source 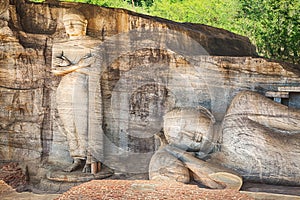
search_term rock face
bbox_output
[0,0,300,191]
[213,91,300,185]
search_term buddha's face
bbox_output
[164,108,214,153]
[63,14,87,38]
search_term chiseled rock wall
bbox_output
[0,0,47,164]
[0,0,299,184]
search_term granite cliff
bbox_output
[0,0,300,192]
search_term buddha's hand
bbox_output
[52,52,95,76]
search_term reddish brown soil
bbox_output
[55,180,254,200]
[0,163,27,192]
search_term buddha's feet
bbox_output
[64,158,84,172]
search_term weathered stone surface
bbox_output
[51,8,104,174]
[15,0,57,35]
[46,169,113,182]
[149,107,243,189]
[0,3,45,165]
[0,0,300,193]
[149,147,190,183]
[0,0,9,16]
[164,145,243,190]
[211,91,300,185]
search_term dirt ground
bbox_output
[55,180,253,200]
[1,163,300,200]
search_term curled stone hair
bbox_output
[63,8,87,25]
[164,106,216,124]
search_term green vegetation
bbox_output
[237,0,299,63]
[28,0,300,64]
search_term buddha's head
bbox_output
[164,107,215,153]
[63,9,87,39]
